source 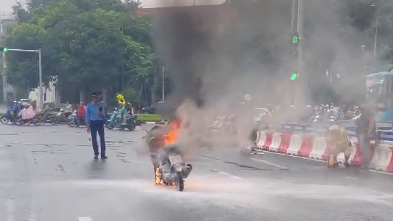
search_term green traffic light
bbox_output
[292,35,298,44]
[290,73,297,80]
[1,47,7,52]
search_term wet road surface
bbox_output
[0,124,392,221]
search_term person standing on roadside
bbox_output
[86,92,107,159]
[355,102,375,169]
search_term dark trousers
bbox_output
[76,117,84,126]
[90,120,106,156]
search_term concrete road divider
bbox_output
[310,137,327,160]
[286,135,302,155]
[255,131,393,173]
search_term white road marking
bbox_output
[367,169,393,176]
[250,158,288,170]
[5,198,15,221]
[261,150,322,162]
[78,217,93,221]
[346,176,358,179]
[217,171,242,179]
[259,150,393,176]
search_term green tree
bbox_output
[6,0,156,103]
[3,23,49,90]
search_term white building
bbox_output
[28,80,58,105]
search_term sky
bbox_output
[0,0,17,13]
[0,0,227,14]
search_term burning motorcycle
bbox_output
[154,145,192,191]
[146,121,192,191]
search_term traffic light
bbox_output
[0,47,7,52]
[290,72,298,80]
[290,32,299,80]
[291,33,299,44]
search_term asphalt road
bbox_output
[0,124,392,221]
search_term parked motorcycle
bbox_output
[141,105,157,114]
[35,112,57,125]
[1,111,16,124]
[68,110,86,127]
[16,116,41,126]
[55,108,72,124]
[154,145,192,191]
[106,109,137,130]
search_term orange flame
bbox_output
[164,119,181,145]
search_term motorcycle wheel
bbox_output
[33,117,41,126]
[106,122,114,130]
[45,115,57,125]
[1,116,9,124]
[51,120,58,125]
[16,119,24,126]
[68,118,75,127]
[52,116,59,125]
[176,171,184,191]
[127,122,136,131]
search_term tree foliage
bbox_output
[5,0,157,103]
[7,0,393,105]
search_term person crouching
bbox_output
[327,124,351,168]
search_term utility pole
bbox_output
[291,0,298,34]
[1,48,43,109]
[289,0,304,105]
[297,0,304,84]
[2,51,5,103]
[121,27,125,93]
[121,63,125,92]
[297,0,304,105]
[290,0,299,105]
[162,66,165,102]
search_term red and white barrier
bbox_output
[286,135,302,155]
[255,131,393,173]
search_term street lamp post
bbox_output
[162,66,165,102]
[374,15,379,60]
[373,5,392,61]
[4,48,43,109]
[290,0,304,105]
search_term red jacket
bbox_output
[76,105,86,118]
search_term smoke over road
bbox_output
[149,0,375,149]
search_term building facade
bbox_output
[28,80,58,105]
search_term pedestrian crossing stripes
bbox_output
[78,217,93,221]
